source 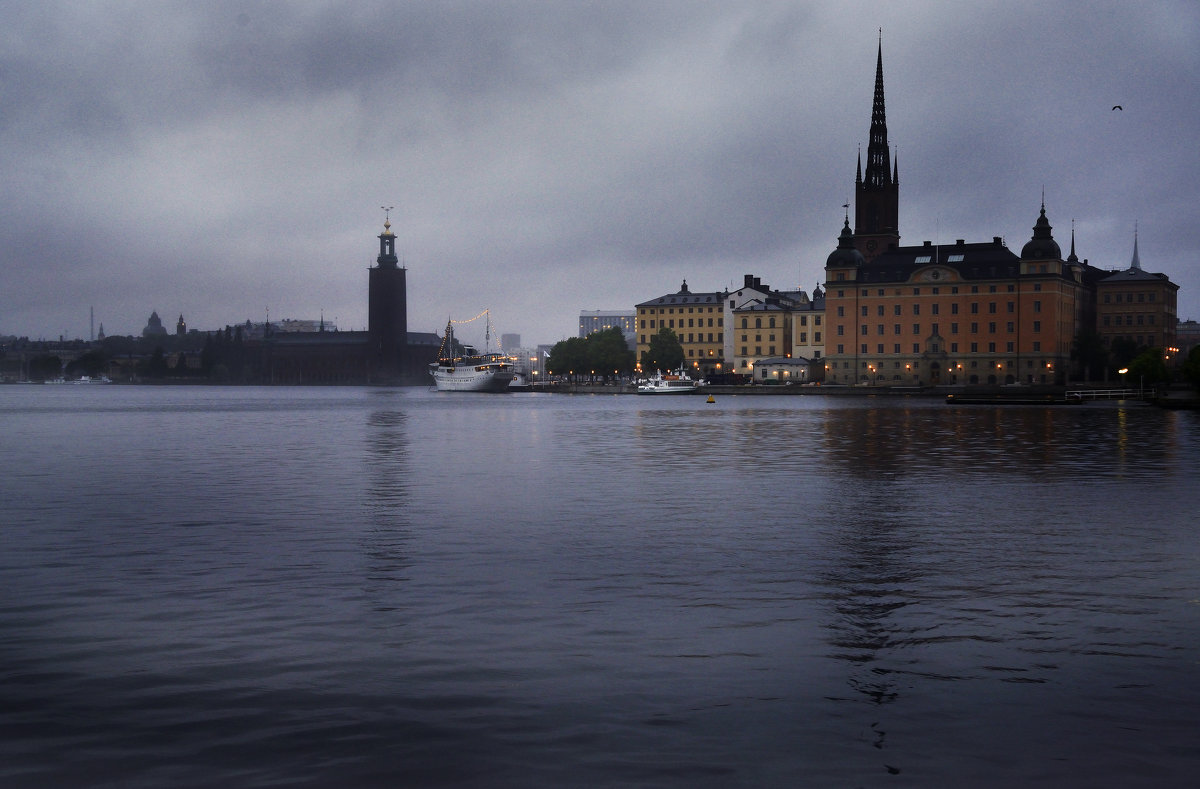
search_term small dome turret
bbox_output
[1020,203,1061,260]
[826,218,866,268]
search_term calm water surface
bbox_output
[1,386,1197,787]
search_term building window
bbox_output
[951,323,959,334]
[1007,322,1015,333]
[837,306,845,317]
[988,322,996,333]
[1007,342,1015,352]
[989,302,997,314]
[988,342,996,352]
[913,304,921,316]
[861,306,868,317]
[877,324,885,335]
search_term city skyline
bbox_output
[4,2,1197,346]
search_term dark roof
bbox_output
[636,288,725,308]
[1098,268,1178,286]
[855,238,1021,283]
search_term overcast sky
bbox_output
[4,1,1198,347]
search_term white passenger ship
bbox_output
[429,313,515,393]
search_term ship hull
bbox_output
[430,363,515,392]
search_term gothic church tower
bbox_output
[853,36,900,261]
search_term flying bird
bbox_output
[1112,105,1123,110]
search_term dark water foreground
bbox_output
[2,386,1197,788]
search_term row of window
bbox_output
[830,358,1050,370]
[643,317,723,330]
[1102,314,1157,327]
[838,321,1043,337]
[638,333,720,345]
[1103,292,1157,304]
[834,341,1046,354]
[641,306,721,315]
[840,300,1043,318]
[834,283,1033,297]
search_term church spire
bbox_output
[852,32,900,260]
[865,33,892,188]
[1130,222,1141,270]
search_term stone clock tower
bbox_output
[368,210,408,377]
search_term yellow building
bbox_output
[635,281,726,377]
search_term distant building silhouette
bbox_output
[227,218,438,384]
[142,311,168,339]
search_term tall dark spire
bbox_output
[865,34,892,188]
[852,32,900,260]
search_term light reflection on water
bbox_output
[1,386,1197,788]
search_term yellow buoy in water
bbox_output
[706,394,716,403]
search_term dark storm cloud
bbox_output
[2,1,1197,344]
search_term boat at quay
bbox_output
[636,368,703,394]
[429,313,515,393]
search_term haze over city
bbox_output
[4,1,1197,346]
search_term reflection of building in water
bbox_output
[823,40,1180,387]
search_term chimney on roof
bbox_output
[993,237,1003,246]
[923,240,932,247]
[956,239,965,246]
